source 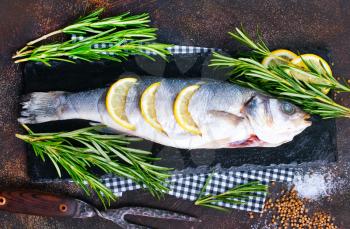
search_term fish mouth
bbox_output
[303,113,312,126]
[304,113,311,120]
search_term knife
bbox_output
[0,190,200,228]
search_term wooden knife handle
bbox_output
[0,190,81,217]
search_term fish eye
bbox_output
[281,102,296,115]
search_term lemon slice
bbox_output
[140,82,166,134]
[289,54,332,94]
[106,77,137,130]
[174,84,201,135]
[291,54,332,76]
[262,49,298,67]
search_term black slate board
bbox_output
[22,50,337,180]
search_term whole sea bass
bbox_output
[19,76,311,149]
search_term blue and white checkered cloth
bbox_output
[71,34,220,56]
[101,168,294,213]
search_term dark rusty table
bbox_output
[1,0,350,228]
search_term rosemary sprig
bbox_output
[195,173,268,211]
[228,28,350,93]
[25,9,151,46]
[229,27,271,58]
[13,9,172,66]
[210,28,350,119]
[16,125,172,207]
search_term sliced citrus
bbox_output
[291,54,332,76]
[140,82,166,134]
[262,49,298,67]
[106,77,137,130]
[174,84,201,135]
[288,54,332,94]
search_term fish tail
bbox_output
[18,91,67,124]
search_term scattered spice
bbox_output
[260,188,338,228]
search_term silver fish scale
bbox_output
[65,89,105,122]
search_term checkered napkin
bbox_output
[101,168,294,213]
[71,34,221,55]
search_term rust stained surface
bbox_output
[0,0,350,228]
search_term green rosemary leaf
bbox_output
[13,9,172,65]
[228,27,270,57]
[210,28,350,119]
[16,125,172,207]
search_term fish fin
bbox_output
[18,92,66,124]
[208,110,244,125]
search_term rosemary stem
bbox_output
[195,195,215,204]
[16,134,54,142]
[15,134,29,141]
[26,29,63,46]
[14,58,29,63]
[12,50,34,59]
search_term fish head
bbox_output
[243,95,311,146]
